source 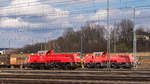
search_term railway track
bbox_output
[0,69,150,84]
[1,68,150,71]
[0,79,147,84]
[1,70,150,76]
[1,68,150,74]
[0,73,150,81]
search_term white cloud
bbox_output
[48,0,115,4]
[0,17,42,28]
[0,0,71,28]
[72,14,86,23]
[0,0,72,48]
[70,14,87,29]
[90,9,141,21]
[0,0,70,19]
[50,18,73,28]
[45,8,70,19]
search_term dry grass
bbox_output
[136,52,150,57]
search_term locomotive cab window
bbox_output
[95,53,100,56]
[39,52,44,55]
[38,51,47,55]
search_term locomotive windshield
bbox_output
[95,53,100,56]
[93,52,103,56]
[38,51,48,55]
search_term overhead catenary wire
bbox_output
[0,0,149,9]
[0,0,96,10]
[0,13,150,35]
[0,0,150,14]
[0,4,150,21]
[1,6,150,21]
[0,0,149,18]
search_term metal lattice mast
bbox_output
[133,7,137,69]
[80,25,84,68]
[107,0,111,70]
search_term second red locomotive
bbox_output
[84,52,134,68]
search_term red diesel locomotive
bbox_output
[84,52,134,68]
[25,50,81,69]
[25,50,135,69]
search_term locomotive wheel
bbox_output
[101,63,107,68]
[114,63,132,69]
[95,63,101,68]
[63,63,71,70]
[39,63,45,69]
[123,63,133,69]
[55,63,62,69]
[28,63,39,69]
[111,63,120,69]
[85,63,96,68]
[62,63,77,70]
[45,63,54,69]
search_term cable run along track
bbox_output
[0,69,150,84]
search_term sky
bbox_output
[0,0,150,48]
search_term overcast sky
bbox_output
[0,0,150,48]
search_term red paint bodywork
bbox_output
[84,52,134,63]
[27,50,134,64]
[28,50,81,64]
